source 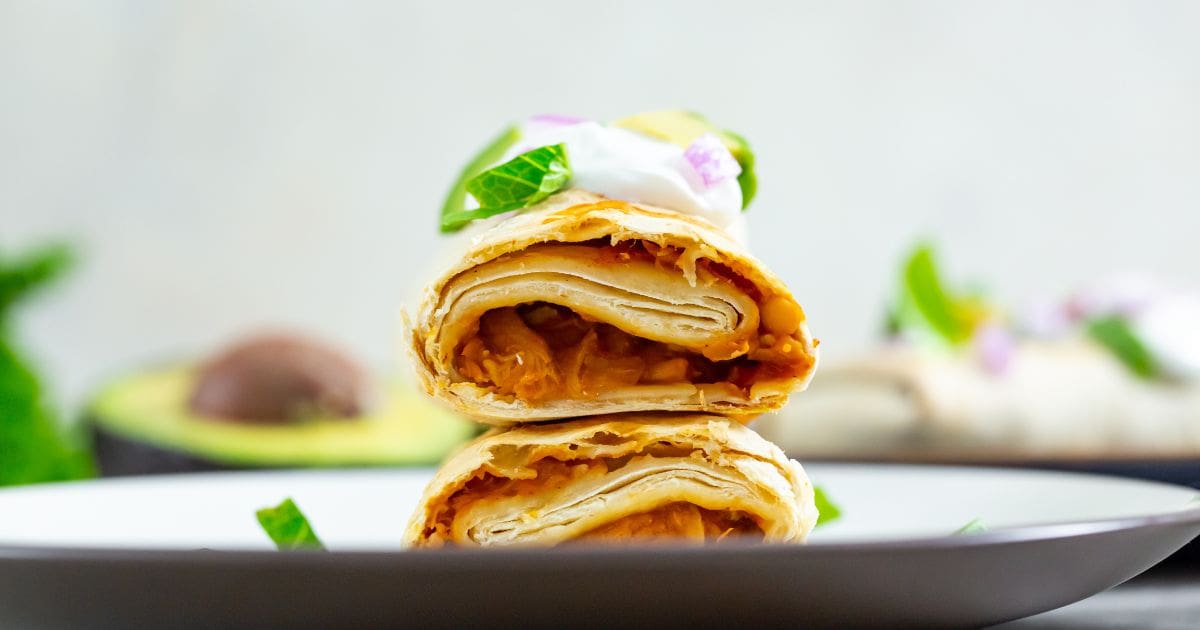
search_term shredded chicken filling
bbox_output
[453,241,810,402]
[425,457,763,546]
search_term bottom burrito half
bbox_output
[404,414,817,547]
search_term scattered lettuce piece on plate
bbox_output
[439,125,521,233]
[441,143,571,233]
[955,518,988,535]
[1087,315,1157,378]
[256,498,326,551]
[814,485,842,527]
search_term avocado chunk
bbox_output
[87,366,476,475]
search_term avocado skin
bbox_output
[86,366,477,476]
[90,423,243,476]
[90,423,467,476]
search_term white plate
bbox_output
[0,464,1197,627]
[0,463,1195,550]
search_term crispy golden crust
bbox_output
[409,190,819,425]
[403,413,818,547]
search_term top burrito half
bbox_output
[408,190,818,425]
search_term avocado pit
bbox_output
[188,333,367,424]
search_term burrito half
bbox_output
[409,190,818,425]
[404,414,817,547]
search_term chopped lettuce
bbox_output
[439,125,521,233]
[256,498,326,551]
[440,144,571,233]
[0,243,94,486]
[1087,315,1158,378]
[814,485,842,527]
[954,518,988,535]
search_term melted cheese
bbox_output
[577,503,760,542]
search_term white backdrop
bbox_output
[3,1,1198,407]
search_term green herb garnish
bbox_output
[887,243,994,345]
[954,518,988,535]
[814,485,842,527]
[440,143,571,233]
[0,243,73,316]
[1087,315,1157,378]
[0,243,94,487]
[256,498,326,551]
[439,125,521,233]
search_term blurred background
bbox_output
[3,0,1199,410]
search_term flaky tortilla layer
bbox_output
[409,190,818,425]
[403,414,818,547]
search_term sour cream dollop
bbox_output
[497,120,747,241]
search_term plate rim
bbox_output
[0,462,1197,559]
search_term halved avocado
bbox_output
[88,366,476,476]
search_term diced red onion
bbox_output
[527,113,587,126]
[1016,299,1071,339]
[974,323,1016,375]
[1065,272,1167,321]
[683,133,742,188]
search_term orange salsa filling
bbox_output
[454,241,810,402]
[426,458,762,545]
[578,503,762,543]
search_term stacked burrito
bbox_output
[402,113,821,547]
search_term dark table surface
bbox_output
[995,564,1199,629]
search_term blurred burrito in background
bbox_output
[757,244,1200,462]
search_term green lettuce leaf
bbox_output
[440,144,570,233]
[1087,315,1157,378]
[814,485,842,527]
[438,125,521,233]
[256,498,326,551]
